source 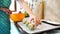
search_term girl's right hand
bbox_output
[29,15,41,27]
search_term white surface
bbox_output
[43,20,60,25]
[18,22,60,34]
[10,19,20,34]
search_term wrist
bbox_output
[30,14,35,17]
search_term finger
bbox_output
[36,17,41,24]
[34,18,36,23]
[37,19,41,24]
[34,18,39,26]
[29,17,32,21]
[35,18,41,26]
[29,17,34,21]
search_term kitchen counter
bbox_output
[17,21,60,34]
[10,19,60,34]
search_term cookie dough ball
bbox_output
[28,23,34,30]
[25,21,29,26]
[22,19,27,24]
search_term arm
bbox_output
[18,0,34,16]
[18,0,41,26]
[0,8,12,15]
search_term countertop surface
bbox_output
[18,22,60,34]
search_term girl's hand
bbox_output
[0,8,12,15]
[29,15,41,26]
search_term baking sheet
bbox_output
[18,22,60,34]
[42,20,60,25]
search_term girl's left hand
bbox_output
[0,8,12,15]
